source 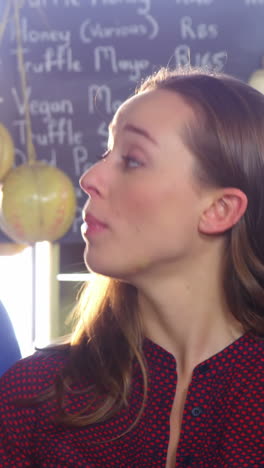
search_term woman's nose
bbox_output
[79,160,107,198]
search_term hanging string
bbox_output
[0,0,12,45]
[13,0,36,164]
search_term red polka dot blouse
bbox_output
[0,332,263,467]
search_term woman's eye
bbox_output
[122,155,143,169]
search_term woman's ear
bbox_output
[198,188,248,235]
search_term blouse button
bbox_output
[191,406,202,417]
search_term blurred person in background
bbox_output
[0,300,21,376]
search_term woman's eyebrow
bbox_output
[109,122,159,147]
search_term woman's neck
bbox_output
[135,265,244,375]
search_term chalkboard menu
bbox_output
[0,0,264,243]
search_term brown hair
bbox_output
[32,67,264,432]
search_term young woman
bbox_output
[0,67,263,467]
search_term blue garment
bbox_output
[0,301,21,376]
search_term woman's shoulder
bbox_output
[0,345,70,399]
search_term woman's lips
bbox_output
[81,213,108,237]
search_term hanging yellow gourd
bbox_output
[0,2,77,245]
[0,162,76,244]
[0,123,15,181]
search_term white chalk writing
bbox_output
[80,19,155,42]
[180,16,218,40]
[12,87,73,117]
[174,45,226,71]
[176,0,214,5]
[90,0,151,14]
[9,17,71,45]
[145,14,159,39]
[22,45,82,73]
[14,147,57,166]
[245,0,264,4]
[88,84,122,115]
[26,0,81,7]
[72,146,93,176]
[94,46,149,81]
[13,118,82,146]
[97,121,109,148]
[87,0,157,38]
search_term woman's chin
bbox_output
[83,245,150,281]
[83,252,116,277]
[84,256,129,281]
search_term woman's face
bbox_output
[80,89,210,281]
